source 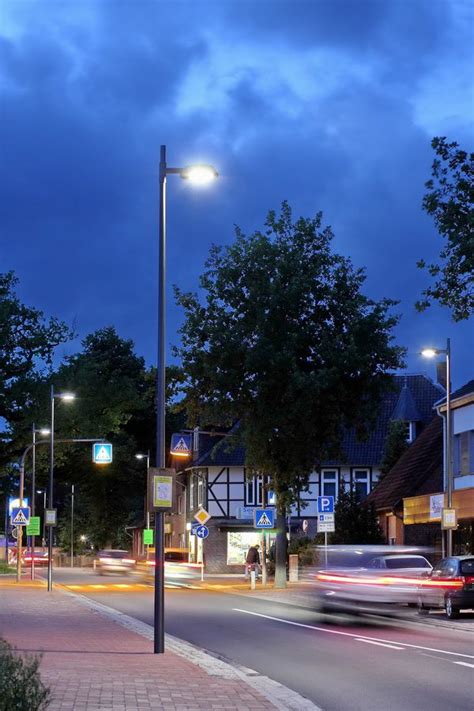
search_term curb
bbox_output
[61,586,320,711]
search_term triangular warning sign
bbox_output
[173,437,189,453]
[256,512,272,527]
[95,446,111,462]
[13,509,28,525]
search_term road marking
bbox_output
[453,662,474,669]
[232,608,474,660]
[355,638,405,650]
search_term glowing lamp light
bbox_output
[59,392,76,401]
[180,164,218,185]
[421,348,437,359]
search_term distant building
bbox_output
[181,374,443,573]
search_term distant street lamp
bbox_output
[136,452,151,558]
[422,339,453,555]
[30,425,50,580]
[47,387,76,591]
[155,145,218,654]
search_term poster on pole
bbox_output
[148,468,174,511]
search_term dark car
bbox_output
[417,556,474,619]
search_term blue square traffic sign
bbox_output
[317,496,334,514]
[93,442,113,464]
[253,508,275,528]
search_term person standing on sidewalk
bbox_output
[246,543,261,578]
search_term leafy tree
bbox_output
[0,271,71,468]
[330,486,384,545]
[379,420,410,480]
[0,638,50,711]
[417,137,474,321]
[175,202,404,586]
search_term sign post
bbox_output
[194,508,211,581]
[317,496,335,567]
[149,467,174,655]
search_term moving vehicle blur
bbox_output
[23,551,49,566]
[307,545,434,615]
[96,550,136,575]
[137,548,202,583]
[417,556,474,619]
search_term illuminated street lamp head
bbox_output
[135,453,146,460]
[421,348,438,359]
[39,428,51,436]
[58,392,75,401]
[180,164,218,185]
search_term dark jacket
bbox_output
[246,546,260,565]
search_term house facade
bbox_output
[402,380,474,555]
[181,374,443,572]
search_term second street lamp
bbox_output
[155,145,218,653]
[31,425,50,580]
[47,386,76,591]
[136,452,151,558]
[421,339,453,555]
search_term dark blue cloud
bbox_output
[1,0,472,387]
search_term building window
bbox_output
[321,470,338,499]
[353,469,370,500]
[245,474,263,505]
[454,431,474,476]
[177,494,184,515]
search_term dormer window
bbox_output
[402,421,416,443]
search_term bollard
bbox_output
[250,569,256,590]
[289,554,298,582]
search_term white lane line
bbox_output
[453,662,474,669]
[355,638,405,650]
[232,608,474,660]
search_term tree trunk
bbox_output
[274,510,287,589]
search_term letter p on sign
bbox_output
[317,496,334,514]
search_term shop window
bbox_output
[454,431,474,476]
[227,531,261,565]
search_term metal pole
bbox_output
[446,338,453,556]
[31,425,36,580]
[154,144,167,654]
[71,484,74,567]
[261,479,267,587]
[324,532,328,567]
[42,491,46,546]
[5,504,8,565]
[47,385,55,592]
[16,459,25,583]
[146,454,151,560]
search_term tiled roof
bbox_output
[325,374,443,466]
[391,382,422,421]
[436,378,474,407]
[366,415,443,511]
[191,374,443,470]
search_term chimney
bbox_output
[436,362,447,390]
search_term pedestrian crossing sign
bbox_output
[93,442,113,464]
[254,508,275,529]
[11,506,30,526]
[170,433,192,458]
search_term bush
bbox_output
[0,638,50,710]
[0,561,14,574]
[288,536,315,567]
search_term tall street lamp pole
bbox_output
[155,145,218,653]
[422,338,453,555]
[47,386,76,591]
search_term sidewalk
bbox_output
[0,582,315,710]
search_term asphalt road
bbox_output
[48,568,474,711]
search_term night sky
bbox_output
[2,0,473,387]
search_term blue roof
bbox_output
[390,380,422,422]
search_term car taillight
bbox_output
[462,575,474,586]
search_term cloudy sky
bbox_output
[1,0,473,386]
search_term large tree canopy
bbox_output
[0,271,71,467]
[175,202,404,585]
[417,137,474,321]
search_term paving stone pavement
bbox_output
[0,585,284,710]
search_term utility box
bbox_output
[289,554,298,582]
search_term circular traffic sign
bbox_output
[195,524,209,539]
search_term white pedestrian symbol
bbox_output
[96,446,111,462]
[257,512,272,527]
[173,437,190,453]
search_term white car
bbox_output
[366,554,432,575]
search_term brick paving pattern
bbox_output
[0,586,277,710]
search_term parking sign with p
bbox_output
[317,496,334,514]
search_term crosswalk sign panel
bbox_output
[11,506,30,526]
[93,443,113,464]
[253,507,275,529]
